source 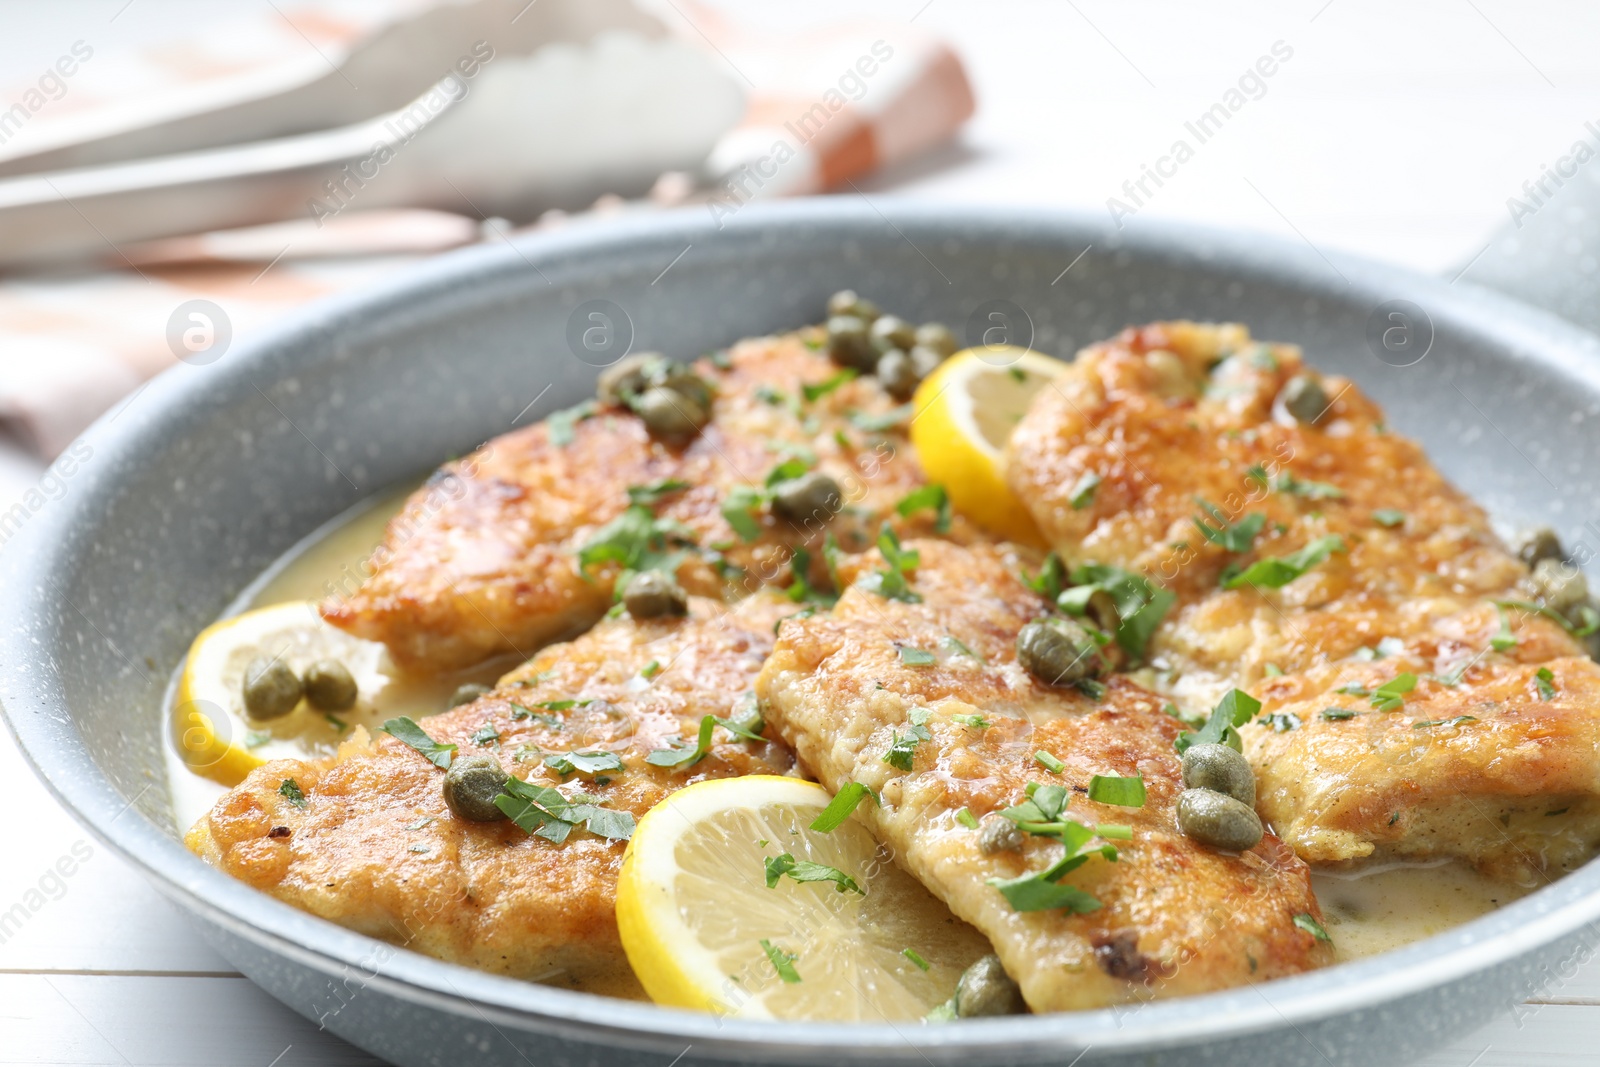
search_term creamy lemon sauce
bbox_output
[164,489,1522,971]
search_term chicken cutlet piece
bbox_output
[1005,322,1533,693]
[1244,651,1600,882]
[187,593,795,994]
[323,330,972,670]
[757,539,1332,1012]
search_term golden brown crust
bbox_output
[322,331,975,670]
[757,539,1332,1011]
[188,594,796,990]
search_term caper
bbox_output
[869,314,917,354]
[954,954,1026,1017]
[242,656,302,720]
[633,386,708,441]
[1531,557,1589,616]
[623,570,689,620]
[876,348,920,400]
[1513,526,1563,568]
[827,289,880,323]
[442,755,509,822]
[303,659,358,711]
[1145,350,1196,399]
[1176,787,1262,851]
[770,471,843,526]
[914,322,958,358]
[1016,618,1105,686]
[656,365,714,411]
[1180,743,1255,807]
[909,345,946,380]
[976,813,1023,854]
[1279,374,1328,425]
[448,683,492,709]
[826,314,878,370]
[597,353,660,406]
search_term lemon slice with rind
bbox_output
[173,600,457,786]
[910,346,1066,543]
[616,775,990,1021]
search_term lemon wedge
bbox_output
[910,346,1066,543]
[172,601,455,786]
[615,775,990,1021]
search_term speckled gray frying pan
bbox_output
[4,200,1600,1067]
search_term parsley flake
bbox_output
[1369,673,1417,712]
[1222,534,1345,590]
[760,939,802,983]
[1372,508,1406,528]
[810,782,879,832]
[645,715,718,769]
[1087,774,1146,807]
[802,367,859,402]
[896,484,953,533]
[278,778,308,809]
[1193,497,1266,553]
[543,750,625,777]
[495,778,634,843]
[1412,714,1477,730]
[860,524,921,603]
[1294,913,1332,941]
[763,853,863,895]
[626,479,690,506]
[1536,666,1557,701]
[897,644,936,667]
[1069,472,1101,510]
[380,717,458,769]
[883,708,933,771]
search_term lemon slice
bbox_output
[172,601,457,786]
[910,346,1066,543]
[616,775,990,1021]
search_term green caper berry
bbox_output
[1180,743,1255,807]
[242,656,302,720]
[597,353,660,406]
[914,322,958,358]
[826,315,878,370]
[908,345,946,380]
[1016,618,1104,686]
[876,348,920,400]
[623,570,689,620]
[448,683,492,709]
[656,366,714,411]
[826,290,879,322]
[1532,557,1589,615]
[302,659,358,711]
[1280,374,1328,424]
[770,471,843,526]
[442,755,509,822]
[1513,526,1563,568]
[955,954,1025,1017]
[633,386,707,440]
[1176,787,1262,851]
[976,813,1022,854]
[869,314,917,354]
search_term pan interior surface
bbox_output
[5,199,1600,1065]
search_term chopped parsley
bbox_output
[243,729,272,749]
[546,399,598,446]
[1492,597,1600,638]
[543,750,625,776]
[1263,662,1284,677]
[626,479,690,506]
[1068,471,1101,510]
[897,644,936,667]
[1272,472,1345,500]
[1175,689,1260,754]
[380,716,458,769]
[1087,774,1146,807]
[1034,750,1066,774]
[785,545,838,607]
[985,783,1117,914]
[278,778,308,809]
[810,782,879,832]
[1369,673,1417,712]
[1294,913,1332,942]
[1412,715,1477,730]
[1193,497,1266,552]
[1222,534,1344,590]
[902,948,931,971]
[882,707,933,771]
[575,504,695,583]
[1260,712,1302,732]
[645,715,718,769]
[939,635,985,663]
[640,659,662,680]
[1492,606,1517,652]
[802,367,858,402]
[860,524,921,603]
[1371,508,1406,528]
[1320,707,1358,721]
[1055,561,1176,662]
[1536,666,1557,701]
[760,939,801,983]
[495,778,634,843]
[763,853,863,895]
[848,403,915,432]
[896,484,953,533]
[950,711,990,729]
[955,807,980,830]
[1024,553,1070,600]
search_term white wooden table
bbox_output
[5,1,1600,1063]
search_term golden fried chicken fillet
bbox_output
[187,593,797,994]
[323,331,973,670]
[1244,650,1600,882]
[756,539,1332,1012]
[1005,321,1534,697]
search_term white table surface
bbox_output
[5,1,1600,1064]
